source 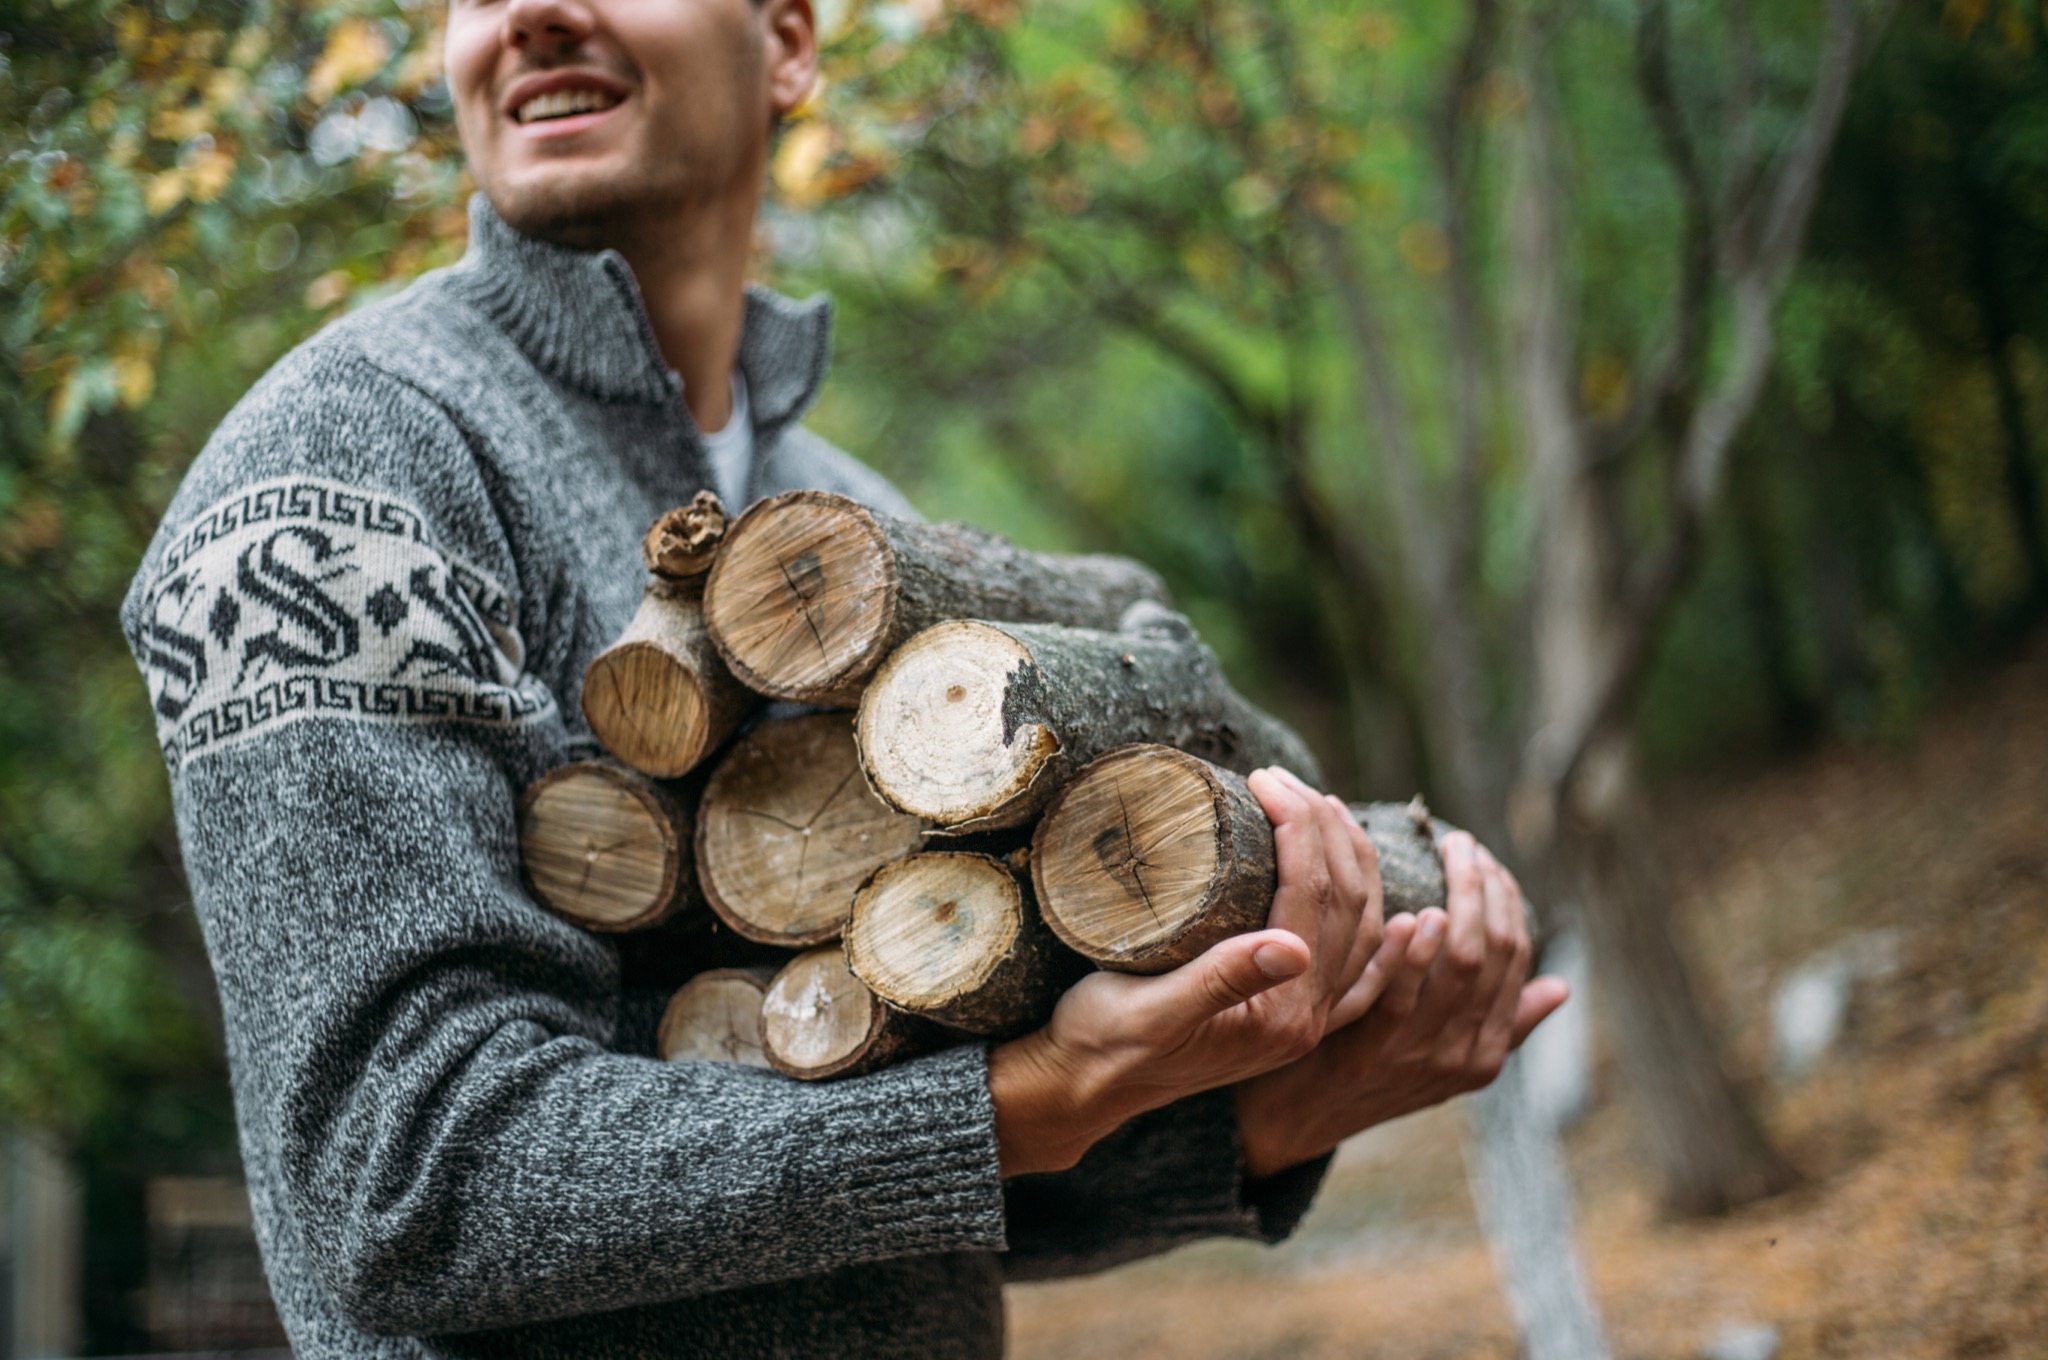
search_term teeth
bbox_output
[516,88,620,124]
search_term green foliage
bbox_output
[1,0,467,1143]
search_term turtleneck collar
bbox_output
[448,194,833,451]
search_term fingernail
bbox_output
[1254,944,1306,979]
[1420,914,1445,942]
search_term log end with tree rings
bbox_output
[856,619,1061,830]
[696,713,929,947]
[760,946,940,1080]
[703,490,899,703]
[658,967,774,1067]
[1030,744,1276,973]
[517,761,693,932]
[844,852,1066,1038]
[582,635,714,779]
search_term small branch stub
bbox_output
[696,713,929,947]
[857,604,1320,832]
[642,491,729,580]
[760,946,949,1081]
[844,852,1075,1038]
[702,490,1171,705]
[657,967,776,1067]
[582,576,758,779]
[517,760,700,932]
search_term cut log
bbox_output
[642,491,729,580]
[1030,745,1276,973]
[1032,744,1471,972]
[844,852,1075,1038]
[581,575,758,779]
[696,713,929,947]
[702,490,1171,704]
[517,761,699,932]
[857,601,1320,831]
[657,967,776,1067]
[759,946,949,1080]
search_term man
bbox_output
[122,0,1567,1354]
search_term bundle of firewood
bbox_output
[515,490,1460,1081]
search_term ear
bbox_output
[762,0,819,119]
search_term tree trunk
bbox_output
[858,602,1319,831]
[1559,740,1797,1215]
[845,852,1075,1037]
[657,966,776,1067]
[760,946,953,1080]
[516,760,701,932]
[1461,1056,1613,1360]
[695,712,930,946]
[582,576,759,778]
[703,490,1170,704]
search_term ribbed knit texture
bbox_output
[122,196,1326,1358]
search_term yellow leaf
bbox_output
[773,121,834,206]
[306,270,354,310]
[188,149,236,203]
[145,169,189,216]
[230,26,269,69]
[153,102,216,142]
[114,355,156,409]
[307,18,393,106]
[204,68,249,111]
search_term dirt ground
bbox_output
[1006,640,2048,1360]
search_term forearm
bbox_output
[182,727,1006,1333]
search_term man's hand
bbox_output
[989,765,1380,1178]
[1232,833,1570,1179]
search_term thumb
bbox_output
[1132,929,1309,1035]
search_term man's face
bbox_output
[445,0,814,243]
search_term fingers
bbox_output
[1509,976,1571,1048]
[1250,768,1370,1018]
[1128,928,1310,1038]
[1326,911,1414,1031]
[1375,907,1446,1021]
[1470,848,1534,1070]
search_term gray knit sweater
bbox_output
[122,196,1326,1358]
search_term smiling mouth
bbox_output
[515,88,623,124]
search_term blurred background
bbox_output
[3,0,2044,1355]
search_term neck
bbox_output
[604,191,758,433]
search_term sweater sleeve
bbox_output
[123,366,1007,1336]
[996,1091,1331,1282]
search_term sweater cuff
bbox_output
[798,1042,1008,1260]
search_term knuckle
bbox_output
[1300,867,1334,903]
[1448,942,1485,976]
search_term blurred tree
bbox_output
[774,0,1922,1215]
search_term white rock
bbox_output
[1701,1322,1779,1360]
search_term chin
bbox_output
[485,167,686,250]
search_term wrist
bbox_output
[1234,1069,1325,1180]
[988,1030,1125,1178]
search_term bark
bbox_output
[857,600,1319,832]
[657,966,777,1067]
[844,852,1076,1037]
[516,760,702,932]
[695,712,929,947]
[642,490,730,581]
[702,489,1171,704]
[759,946,954,1081]
[582,576,759,779]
